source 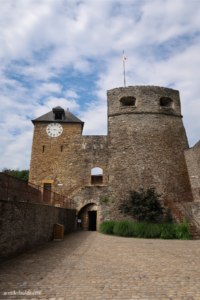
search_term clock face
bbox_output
[46,123,63,137]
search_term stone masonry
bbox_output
[0,199,76,263]
[29,85,199,226]
[185,140,200,190]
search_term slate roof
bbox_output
[31,107,84,130]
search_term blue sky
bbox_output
[0,0,200,170]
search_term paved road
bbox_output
[0,231,200,300]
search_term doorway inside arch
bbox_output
[89,211,97,231]
[77,203,97,231]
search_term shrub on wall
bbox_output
[100,194,110,204]
[118,188,164,222]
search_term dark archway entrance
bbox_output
[77,203,97,231]
[89,211,97,231]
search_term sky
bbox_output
[0,0,200,171]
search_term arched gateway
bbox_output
[77,202,100,231]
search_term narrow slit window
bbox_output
[101,143,103,149]
[61,145,63,152]
[43,145,45,152]
[83,143,85,149]
[94,144,96,149]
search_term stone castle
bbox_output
[29,86,200,230]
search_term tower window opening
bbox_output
[160,97,173,108]
[83,143,85,149]
[61,145,63,152]
[101,143,103,149]
[120,96,136,107]
[55,113,62,120]
[43,145,45,152]
[94,144,96,149]
[91,167,103,184]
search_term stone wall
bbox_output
[0,200,76,263]
[71,185,109,230]
[185,140,200,190]
[29,122,108,195]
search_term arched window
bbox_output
[91,167,103,184]
[120,96,136,107]
[160,97,173,108]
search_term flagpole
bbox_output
[123,50,126,87]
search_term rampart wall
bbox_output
[0,200,76,263]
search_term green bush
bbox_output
[118,188,164,222]
[160,223,177,239]
[175,218,191,240]
[113,220,135,237]
[99,219,192,240]
[2,168,29,182]
[99,220,116,234]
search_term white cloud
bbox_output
[34,97,79,117]
[64,90,79,99]
[0,0,200,170]
[79,101,107,136]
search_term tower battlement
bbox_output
[107,85,182,118]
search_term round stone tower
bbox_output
[107,86,191,201]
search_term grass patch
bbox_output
[133,222,161,238]
[99,221,117,234]
[113,220,135,237]
[99,219,192,240]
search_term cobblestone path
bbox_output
[0,231,200,300]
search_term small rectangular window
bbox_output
[61,145,63,152]
[101,143,103,149]
[43,145,45,152]
[55,113,62,120]
[91,175,103,184]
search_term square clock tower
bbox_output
[29,106,84,193]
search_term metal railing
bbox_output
[65,178,87,196]
[176,187,200,203]
[0,172,74,209]
[164,196,196,238]
[164,187,200,239]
